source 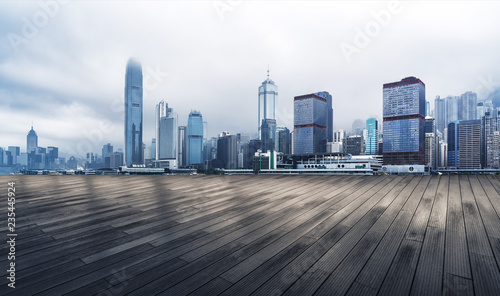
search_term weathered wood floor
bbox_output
[1,175,500,295]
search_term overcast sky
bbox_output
[1,0,500,157]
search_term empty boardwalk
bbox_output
[1,175,500,295]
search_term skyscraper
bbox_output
[435,95,446,134]
[383,76,425,165]
[315,91,333,142]
[156,101,177,160]
[293,93,328,154]
[124,58,143,166]
[261,118,276,152]
[448,120,482,169]
[460,91,477,121]
[26,125,38,152]
[216,131,238,169]
[178,126,187,167]
[258,69,278,139]
[276,127,291,154]
[187,111,204,167]
[365,118,378,155]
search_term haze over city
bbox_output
[1,0,500,157]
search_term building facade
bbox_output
[26,125,38,153]
[124,58,143,166]
[383,76,426,165]
[258,71,278,139]
[261,118,277,152]
[315,91,333,142]
[187,111,204,167]
[216,132,238,169]
[293,93,328,154]
[178,126,187,167]
[156,101,178,160]
[365,118,378,155]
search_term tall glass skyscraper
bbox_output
[434,95,446,134]
[315,91,334,142]
[156,101,177,160]
[258,71,278,139]
[124,58,143,166]
[383,76,425,165]
[187,111,204,167]
[26,125,38,152]
[293,93,328,154]
[365,118,378,155]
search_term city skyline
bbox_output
[2,1,500,156]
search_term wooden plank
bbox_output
[444,175,471,279]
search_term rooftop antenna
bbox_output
[267,65,270,79]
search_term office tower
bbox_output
[481,111,500,168]
[124,58,143,166]
[276,127,291,154]
[477,102,485,120]
[458,120,481,169]
[351,119,364,136]
[156,101,177,160]
[46,146,58,169]
[203,137,218,169]
[426,100,430,117]
[26,125,38,153]
[8,146,20,165]
[203,121,208,144]
[487,131,500,169]
[445,96,458,124]
[110,152,124,168]
[365,118,378,155]
[447,121,459,168]
[244,139,261,169]
[261,118,276,152]
[293,93,328,154]
[258,69,278,139]
[315,91,333,142]
[333,129,346,143]
[383,77,426,165]
[424,117,436,134]
[150,139,156,161]
[343,135,363,155]
[178,126,187,167]
[460,91,477,121]
[187,111,204,167]
[216,132,238,169]
[425,133,435,167]
[435,95,446,134]
[439,140,447,168]
[101,143,113,168]
[448,120,481,169]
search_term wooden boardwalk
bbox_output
[1,175,500,295]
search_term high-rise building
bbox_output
[258,70,278,139]
[8,146,20,165]
[216,132,238,169]
[333,129,346,143]
[187,111,204,167]
[293,93,328,154]
[351,119,365,136]
[481,111,500,168]
[26,125,38,153]
[460,91,477,121]
[156,101,177,160]
[447,121,459,168]
[425,133,435,167]
[435,95,446,134]
[448,120,481,169]
[276,127,291,154]
[477,102,485,120]
[426,100,430,117]
[261,118,276,152]
[110,152,124,168]
[446,96,459,124]
[124,58,143,166]
[101,143,113,168]
[365,118,378,155]
[487,131,500,169]
[178,126,187,167]
[315,91,333,142]
[383,76,426,165]
[458,120,481,169]
[343,135,363,155]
